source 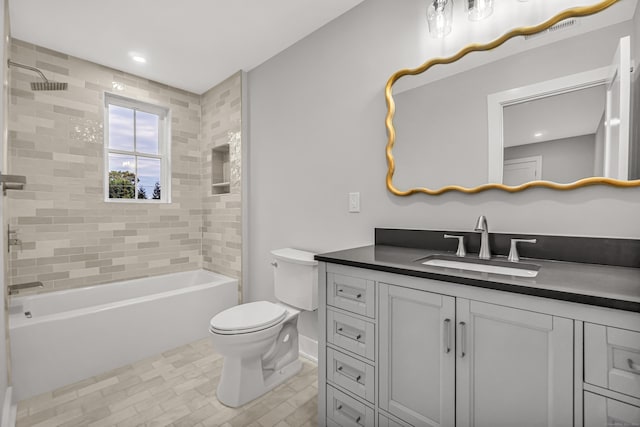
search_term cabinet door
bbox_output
[379,283,455,427]
[456,299,573,427]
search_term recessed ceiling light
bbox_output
[128,52,147,63]
[534,132,543,137]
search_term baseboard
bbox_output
[1,386,14,427]
[299,335,318,363]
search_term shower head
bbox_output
[7,60,68,91]
[29,81,68,91]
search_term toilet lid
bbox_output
[209,301,287,334]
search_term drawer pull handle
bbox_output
[336,403,363,425]
[337,326,362,341]
[628,358,640,372]
[337,287,363,300]
[337,365,363,383]
[444,318,451,354]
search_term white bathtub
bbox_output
[9,269,237,400]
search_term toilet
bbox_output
[209,248,318,407]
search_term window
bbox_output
[104,93,170,202]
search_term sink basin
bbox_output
[419,255,540,278]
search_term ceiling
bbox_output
[503,85,607,148]
[8,0,365,94]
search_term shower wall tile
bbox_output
[7,40,203,292]
[200,73,243,302]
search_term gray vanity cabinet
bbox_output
[583,323,640,427]
[378,284,455,427]
[455,299,574,427]
[319,261,640,427]
[378,283,573,427]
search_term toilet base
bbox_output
[216,357,302,408]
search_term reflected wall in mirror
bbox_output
[502,86,606,185]
[386,0,640,195]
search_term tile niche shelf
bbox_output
[211,143,230,195]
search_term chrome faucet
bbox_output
[474,215,491,260]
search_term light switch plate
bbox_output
[348,192,360,213]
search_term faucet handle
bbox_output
[508,238,537,262]
[444,234,466,257]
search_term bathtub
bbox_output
[9,269,237,400]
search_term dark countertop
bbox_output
[316,245,640,313]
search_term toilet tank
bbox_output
[271,248,318,311]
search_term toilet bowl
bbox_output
[210,301,301,407]
[208,247,318,408]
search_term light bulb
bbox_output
[466,0,494,21]
[427,0,453,38]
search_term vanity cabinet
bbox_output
[584,324,640,399]
[378,283,573,427]
[318,262,640,427]
[455,299,573,427]
[582,323,640,427]
[378,284,455,427]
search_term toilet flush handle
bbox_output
[271,261,278,267]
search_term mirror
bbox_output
[385,0,640,195]
[501,86,607,185]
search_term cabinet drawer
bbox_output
[327,273,375,318]
[327,384,375,427]
[327,348,375,403]
[327,310,375,361]
[585,323,640,399]
[584,391,640,427]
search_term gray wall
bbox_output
[631,3,640,180]
[247,0,640,342]
[631,74,640,180]
[504,134,596,183]
[594,115,606,177]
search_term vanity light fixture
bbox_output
[427,0,496,38]
[427,0,454,38]
[466,0,494,21]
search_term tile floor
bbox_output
[16,338,318,427]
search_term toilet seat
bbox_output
[210,301,287,335]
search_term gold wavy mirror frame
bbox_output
[385,0,640,196]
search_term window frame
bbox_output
[103,93,171,203]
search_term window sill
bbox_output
[103,198,170,204]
